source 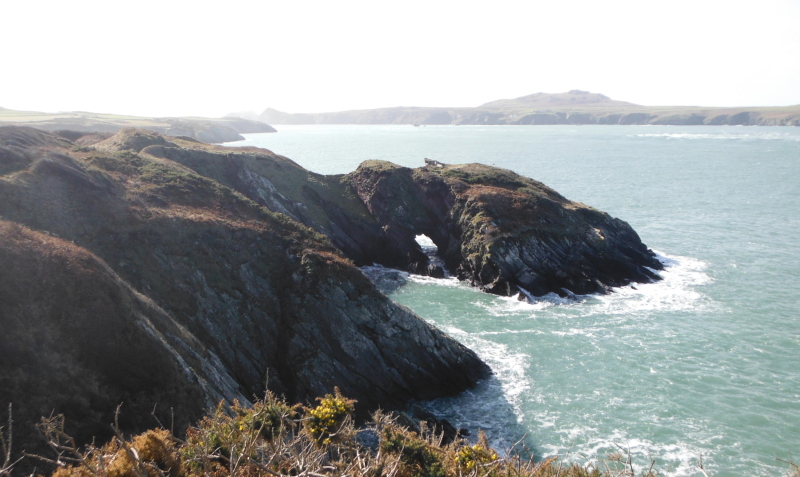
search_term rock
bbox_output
[0,127,491,469]
[344,161,663,299]
[0,221,243,474]
[144,137,662,300]
[427,264,446,278]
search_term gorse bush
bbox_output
[304,387,355,445]
[32,390,780,477]
[454,435,498,473]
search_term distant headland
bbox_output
[232,90,800,126]
[0,108,275,142]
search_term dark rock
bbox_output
[343,161,662,299]
[156,142,663,300]
[0,127,491,469]
[408,405,462,444]
[427,264,446,278]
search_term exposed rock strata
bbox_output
[0,220,242,462]
[345,162,662,297]
[0,127,489,466]
[151,139,663,298]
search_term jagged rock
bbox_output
[137,132,662,298]
[427,264,446,278]
[0,127,490,469]
[345,161,662,298]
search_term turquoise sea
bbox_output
[226,125,800,476]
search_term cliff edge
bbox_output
[0,127,489,467]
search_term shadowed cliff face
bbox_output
[0,220,244,469]
[0,125,660,471]
[0,127,490,468]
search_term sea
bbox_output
[225,125,800,476]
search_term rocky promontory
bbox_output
[1,125,661,469]
[0,127,489,464]
[346,161,662,297]
[147,138,663,298]
[0,108,276,142]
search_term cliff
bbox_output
[1,125,662,472]
[146,141,662,298]
[0,109,276,142]
[248,90,800,126]
[0,127,489,468]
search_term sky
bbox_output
[2,0,799,118]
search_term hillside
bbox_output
[1,126,663,474]
[479,90,638,110]
[243,90,800,126]
[0,126,489,472]
[0,108,276,142]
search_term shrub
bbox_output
[454,438,498,473]
[304,387,355,445]
[380,424,446,477]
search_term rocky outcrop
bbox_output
[0,220,243,466]
[135,132,662,298]
[0,127,490,467]
[345,162,662,297]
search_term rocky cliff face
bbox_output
[0,124,664,472]
[345,161,662,297]
[138,134,662,298]
[0,127,489,466]
[0,220,243,463]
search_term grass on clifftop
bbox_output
[14,389,784,477]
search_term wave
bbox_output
[405,250,718,475]
[635,132,800,141]
[466,250,714,318]
[539,430,711,477]
[416,326,532,450]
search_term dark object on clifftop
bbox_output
[0,126,489,473]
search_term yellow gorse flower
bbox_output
[305,388,355,443]
[455,442,498,471]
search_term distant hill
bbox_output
[237,91,800,126]
[0,108,276,142]
[479,90,638,110]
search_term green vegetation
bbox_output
[22,391,659,477]
[21,390,799,477]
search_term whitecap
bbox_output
[634,132,800,142]
[584,250,714,316]
[416,327,532,449]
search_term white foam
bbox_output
[417,327,532,449]
[543,430,711,477]
[407,274,464,287]
[585,250,714,316]
[635,132,800,141]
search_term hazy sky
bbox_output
[2,0,799,118]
